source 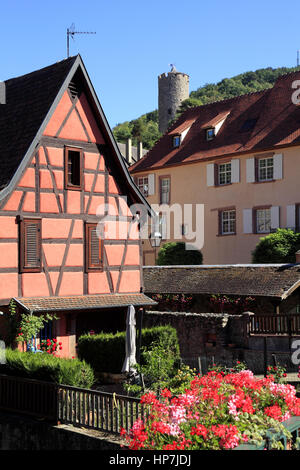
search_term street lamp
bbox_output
[150,231,162,262]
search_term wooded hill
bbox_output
[113,66,299,150]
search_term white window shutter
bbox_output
[271,206,280,230]
[246,158,255,183]
[286,204,296,229]
[273,154,283,180]
[231,159,240,183]
[148,174,155,195]
[207,163,215,187]
[243,209,253,233]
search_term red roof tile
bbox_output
[130,71,300,173]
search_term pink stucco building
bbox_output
[0,55,155,357]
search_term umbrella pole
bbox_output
[137,308,143,364]
[137,308,145,392]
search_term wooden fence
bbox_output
[57,384,147,434]
[0,374,146,434]
[0,374,58,421]
[248,313,300,336]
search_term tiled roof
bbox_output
[130,71,300,173]
[0,57,77,189]
[143,264,300,298]
[14,293,157,313]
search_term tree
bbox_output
[172,97,202,123]
[251,229,300,264]
[156,242,203,265]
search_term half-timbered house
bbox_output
[0,55,155,357]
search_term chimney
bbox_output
[296,250,300,263]
[137,141,143,161]
[126,138,133,165]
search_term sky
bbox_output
[1,0,300,128]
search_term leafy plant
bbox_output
[16,312,58,348]
[252,229,300,264]
[156,242,203,266]
[266,365,287,384]
[209,294,256,314]
[1,348,94,388]
[78,326,180,374]
[122,368,300,450]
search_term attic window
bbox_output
[173,135,181,148]
[68,80,82,100]
[240,118,257,133]
[64,147,83,189]
[206,128,215,141]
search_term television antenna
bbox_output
[67,23,96,57]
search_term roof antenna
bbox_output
[67,23,96,58]
[297,50,300,67]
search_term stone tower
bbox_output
[158,65,189,134]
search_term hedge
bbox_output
[0,349,95,389]
[77,325,180,374]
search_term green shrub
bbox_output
[78,325,180,374]
[156,242,203,265]
[0,349,94,389]
[252,229,300,263]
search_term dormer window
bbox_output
[206,128,215,141]
[173,135,181,148]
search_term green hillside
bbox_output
[113,66,299,150]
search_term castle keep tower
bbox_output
[158,65,189,134]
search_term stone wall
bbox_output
[143,310,298,374]
[0,411,124,450]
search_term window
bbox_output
[296,204,300,232]
[206,128,215,141]
[160,178,170,204]
[19,218,41,272]
[64,147,83,189]
[258,157,273,182]
[85,223,103,272]
[256,208,271,233]
[137,176,149,197]
[173,135,181,148]
[240,118,257,133]
[181,224,188,236]
[40,320,54,342]
[220,210,236,235]
[159,213,167,240]
[218,162,231,185]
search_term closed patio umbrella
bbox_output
[121,305,137,373]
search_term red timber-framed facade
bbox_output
[0,55,155,357]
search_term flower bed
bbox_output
[122,369,300,450]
